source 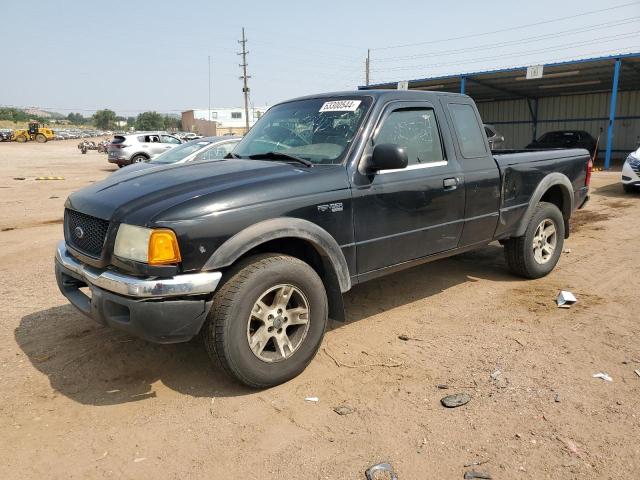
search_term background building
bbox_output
[360,53,640,169]
[181,106,270,136]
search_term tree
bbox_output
[163,115,181,131]
[67,112,86,125]
[93,109,117,129]
[135,111,165,130]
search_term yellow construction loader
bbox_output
[13,121,54,143]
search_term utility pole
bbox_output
[238,27,251,132]
[365,49,370,86]
[208,55,211,123]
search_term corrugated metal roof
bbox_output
[359,52,640,101]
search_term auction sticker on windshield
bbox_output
[319,100,361,112]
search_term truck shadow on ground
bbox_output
[16,244,516,406]
[592,181,639,199]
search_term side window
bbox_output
[449,104,487,158]
[484,126,493,138]
[161,135,180,144]
[375,108,445,166]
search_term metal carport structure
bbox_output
[359,53,640,169]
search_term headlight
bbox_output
[114,224,181,265]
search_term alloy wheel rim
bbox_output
[532,218,557,264]
[246,284,310,363]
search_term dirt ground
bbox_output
[0,140,638,480]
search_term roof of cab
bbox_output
[280,89,469,106]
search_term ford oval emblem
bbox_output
[74,226,84,239]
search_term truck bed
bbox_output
[492,148,591,239]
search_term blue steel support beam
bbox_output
[605,59,621,169]
[533,98,539,142]
[460,76,466,94]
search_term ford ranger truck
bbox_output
[55,91,591,387]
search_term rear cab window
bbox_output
[448,103,487,158]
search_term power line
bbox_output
[371,31,640,73]
[368,46,639,85]
[374,17,640,63]
[371,1,640,51]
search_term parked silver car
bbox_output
[110,136,241,176]
[107,132,182,167]
[484,124,505,149]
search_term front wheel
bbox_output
[504,201,565,279]
[203,254,328,388]
[623,183,636,194]
[131,154,147,163]
[15,135,27,143]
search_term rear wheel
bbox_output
[131,154,147,163]
[35,133,47,143]
[203,254,328,388]
[504,201,564,279]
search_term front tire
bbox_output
[203,254,328,388]
[623,183,635,194]
[504,201,565,279]
[131,154,147,163]
[15,135,27,143]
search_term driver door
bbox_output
[351,101,465,275]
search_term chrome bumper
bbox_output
[55,240,222,298]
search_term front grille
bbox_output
[65,209,110,257]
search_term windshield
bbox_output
[151,140,212,164]
[233,97,372,165]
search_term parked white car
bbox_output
[622,147,640,193]
[110,136,241,177]
[107,132,183,167]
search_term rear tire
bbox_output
[203,254,328,388]
[504,201,565,279]
[35,133,47,143]
[131,154,147,163]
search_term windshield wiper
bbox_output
[224,152,243,159]
[247,151,313,168]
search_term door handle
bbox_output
[443,177,459,190]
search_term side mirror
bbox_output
[367,143,408,172]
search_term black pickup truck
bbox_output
[55,90,591,387]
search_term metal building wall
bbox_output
[476,91,640,158]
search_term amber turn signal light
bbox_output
[148,229,182,265]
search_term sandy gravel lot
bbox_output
[0,140,639,479]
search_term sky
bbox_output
[0,0,638,116]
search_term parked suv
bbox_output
[107,132,182,167]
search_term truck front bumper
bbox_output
[54,241,221,343]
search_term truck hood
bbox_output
[66,159,334,225]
